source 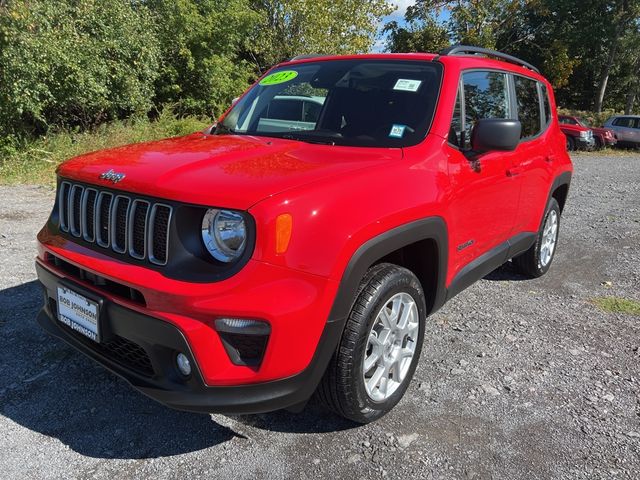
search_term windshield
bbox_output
[214,59,443,147]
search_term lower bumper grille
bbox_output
[50,298,154,377]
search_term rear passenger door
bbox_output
[446,70,521,276]
[508,75,552,233]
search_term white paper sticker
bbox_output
[393,79,422,92]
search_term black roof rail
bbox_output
[437,45,540,74]
[288,54,328,62]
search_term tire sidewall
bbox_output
[349,270,426,421]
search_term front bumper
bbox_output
[575,136,596,150]
[37,223,340,385]
[36,262,344,413]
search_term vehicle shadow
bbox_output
[483,261,530,282]
[0,280,353,460]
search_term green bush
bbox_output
[0,0,161,137]
[149,0,260,118]
[0,107,210,185]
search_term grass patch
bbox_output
[592,297,640,316]
[0,108,210,185]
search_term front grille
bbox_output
[58,181,172,265]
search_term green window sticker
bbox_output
[259,70,298,86]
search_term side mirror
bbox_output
[471,119,522,153]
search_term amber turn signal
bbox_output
[275,213,293,254]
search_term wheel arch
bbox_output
[549,171,572,215]
[327,217,448,324]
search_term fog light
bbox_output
[176,353,192,376]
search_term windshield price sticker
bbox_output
[393,79,422,92]
[259,70,299,86]
[389,124,406,138]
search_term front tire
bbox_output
[594,137,603,150]
[566,136,575,151]
[317,263,426,423]
[513,198,561,278]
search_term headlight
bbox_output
[579,131,588,138]
[201,209,247,263]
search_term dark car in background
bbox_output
[559,115,616,150]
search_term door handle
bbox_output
[506,166,523,177]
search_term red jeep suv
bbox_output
[35,46,572,423]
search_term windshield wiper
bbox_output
[280,133,336,146]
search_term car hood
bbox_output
[57,133,402,209]
[559,124,590,133]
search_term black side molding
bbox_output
[328,217,448,323]
[446,232,536,301]
[437,45,540,74]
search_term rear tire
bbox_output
[316,263,426,424]
[513,198,561,278]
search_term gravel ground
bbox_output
[1,153,639,479]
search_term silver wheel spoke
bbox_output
[379,308,393,330]
[367,365,386,393]
[364,350,381,372]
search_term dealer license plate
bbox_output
[56,286,100,342]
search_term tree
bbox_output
[385,0,640,113]
[593,0,640,113]
[250,0,394,69]
[147,0,261,117]
[0,0,160,137]
[385,0,527,53]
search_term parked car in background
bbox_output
[559,115,616,149]
[559,121,595,151]
[603,115,640,149]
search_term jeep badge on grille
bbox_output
[99,169,125,183]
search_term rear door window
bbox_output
[514,75,542,138]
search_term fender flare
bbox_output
[541,170,572,228]
[327,216,449,324]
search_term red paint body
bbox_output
[37,53,573,388]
